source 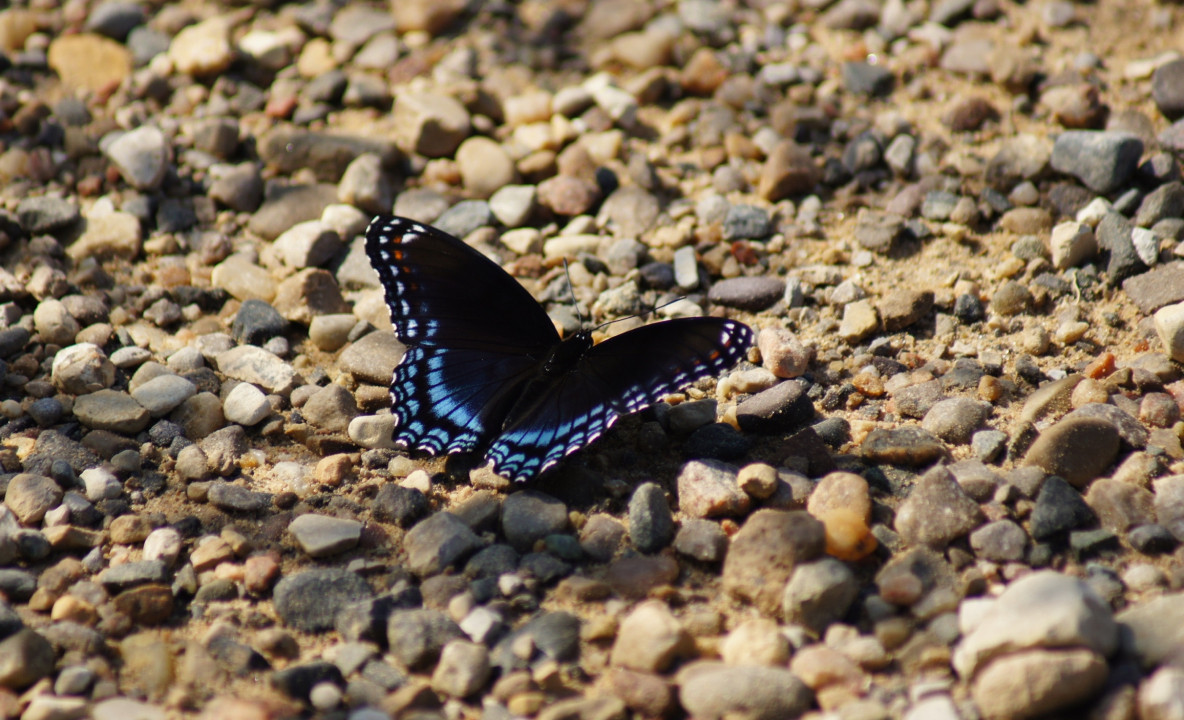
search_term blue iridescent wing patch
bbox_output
[365,214,755,482]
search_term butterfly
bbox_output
[364,214,755,482]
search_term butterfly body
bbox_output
[365,215,754,482]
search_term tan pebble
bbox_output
[51,595,98,625]
[315,453,354,486]
[978,375,1003,402]
[852,370,886,397]
[1071,378,1110,407]
[507,692,546,716]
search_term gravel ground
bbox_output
[2,0,1184,719]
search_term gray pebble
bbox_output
[722,204,772,240]
[289,514,362,558]
[708,277,786,311]
[300,384,359,433]
[72,389,151,434]
[130,374,196,417]
[489,185,536,229]
[921,397,991,444]
[434,201,492,239]
[628,483,675,554]
[895,465,983,548]
[97,560,169,590]
[501,491,568,552]
[387,609,464,670]
[371,484,428,528]
[17,197,80,234]
[404,511,483,576]
[209,163,264,213]
[782,557,858,631]
[275,568,373,633]
[103,126,169,190]
[673,519,728,563]
[969,519,1028,562]
[207,482,272,512]
[1050,130,1144,194]
[338,331,403,386]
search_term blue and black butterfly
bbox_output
[364,214,754,482]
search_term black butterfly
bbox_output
[364,214,755,482]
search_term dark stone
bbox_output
[271,661,343,700]
[230,299,287,345]
[371,484,428,527]
[1030,476,1095,540]
[684,422,752,460]
[735,380,814,433]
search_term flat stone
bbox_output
[339,331,404,385]
[677,662,812,720]
[274,568,373,633]
[861,426,946,466]
[707,277,785,311]
[129,374,196,417]
[735,380,814,433]
[207,482,272,513]
[47,33,132,93]
[216,345,297,395]
[72,389,150,434]
[1126,262,1184,315]
[289,514,362,557]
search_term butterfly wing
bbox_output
[365,215,561,454]
[486,318,754,481]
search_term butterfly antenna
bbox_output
[563,258,585,327]
[590,296,688,333]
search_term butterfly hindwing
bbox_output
[486,318,754,481]
[389,345,539,454]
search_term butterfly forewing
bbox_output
[366,215,560,455]
[486,318,754,481]
[365,215,559,352]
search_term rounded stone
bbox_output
[1022,416,1121,488]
